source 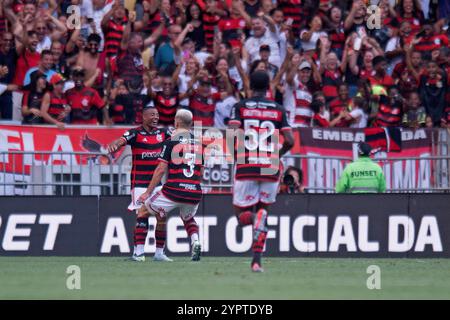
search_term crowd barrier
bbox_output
[0,194,448,257]
[1,125,449,194]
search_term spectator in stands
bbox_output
[374,87,404,127]
[21,71,47,124]
[0,32,17,120]
[402,91,427,128]
[40,73,70,129]
[65,67,111,125]
[76,33,104,96]
[23,49,56,87]
[0,0,446,132]
[300,14,327,56]
[154,24,181,73]
[419,60,447,126]
[245,16,281,68]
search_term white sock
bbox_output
[155,247,164,256]
[191,233,199,245]
[135,244,145,256]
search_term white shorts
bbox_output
[232,179,280,208]
[128,187,147,211]
[144,186,199,221]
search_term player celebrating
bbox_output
[108,106,172,262]
[138,109,202,261]
[229,71,294,272]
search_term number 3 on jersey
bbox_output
[244,119,275,152]
[183,152,196,177]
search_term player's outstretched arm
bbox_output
[138,161,168,203]
[107,137,126,154]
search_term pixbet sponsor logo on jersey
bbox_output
[141,151,161,159]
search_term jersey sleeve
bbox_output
[279,106,291,131]
[164,127,174,138]
[228,101,242,127]
[122,128,138,145]
[158,140,174,164]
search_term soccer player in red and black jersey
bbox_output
[108,106,172,262]
[138,109,203,261]
[229,71,294,272]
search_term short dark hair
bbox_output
[269,8,283,16]
[250,70,269,91]
[310,99,324,114]
[41,49,53,58]
[27,30,37,38]
[87,33,102,44]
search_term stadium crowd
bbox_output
[0,0,449,129]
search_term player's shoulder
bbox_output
[161,126,174,137]
[238,97,281,109]
[122,126,141,141]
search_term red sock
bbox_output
[155,218,166,249]
[252,231,268,254]
[238,211,253,226]
[134,217,148,246]
[183,217,199,238]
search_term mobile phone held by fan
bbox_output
[353,37,362,51]
[286,18,293,26]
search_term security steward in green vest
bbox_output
[336,142,386,193]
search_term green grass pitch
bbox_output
[1,257,450,299]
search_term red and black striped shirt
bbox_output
[322,70,342,103]
[329,97,351,127]
[328,22,345,51]
[202,12,220,52]
[122,126,171,189]
[188,92,220,127]
[105,19,126,58]
[159,132,203,204]
[229,96,291,182]
[154,93,179,126]
[48,93,67,120]
[374,96,402,127]
[279,0,303,36]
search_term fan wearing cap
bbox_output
[336,142,386,193]
[285,58,321,127]
[65,67,111,125]
[40,73,70,129]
